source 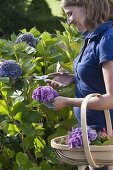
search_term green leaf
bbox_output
[10,32,17,42]
[22,136,34,150]
[91,139,102,145]
[5,123,20,136]
[0,100,9,115]
[27,111,43,123]
[36,41,45,55]
[0,153,9,169]
[102,139,113,145]
[10,101,28,116]
[25,46,36,54]
[56,125,67,136]
[14,112,22,122]
[32,123,44,131]
[41,31,52,41]
[34,137,46,148]
[0,40,14,56]
[44,145,59,164]
[3,146,15,158]
[0,77,10,83]
[16,152,33,169]
[30,27,41,37]
[0,120,7,129]
[14,42,28,52]
[52,164,66,170]
[47,134,58,145]
[61,118,78,131]
[20,28,27,33]
[21,59,37,75]
[43,102,55,109]
[30,168,41,170]
[0,162,2,169]
[40,160,52,170]
[21,123,35,136]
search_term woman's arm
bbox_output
[53,61,113,110]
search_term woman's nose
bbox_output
[67,17,73,25]
[67,19,72,24]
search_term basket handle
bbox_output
[81,93,112,168]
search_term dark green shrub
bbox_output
[0,0,64,38]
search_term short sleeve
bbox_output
[98,35,113,64]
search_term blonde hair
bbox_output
[61,0,110,25]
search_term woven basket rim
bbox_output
[51,135,113,151]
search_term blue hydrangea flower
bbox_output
[68,126,97,148]
[15,33,38,47]
[0,60,22,80]
[32,86,59,103]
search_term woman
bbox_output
[47,1,113,169]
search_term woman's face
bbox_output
[63,6,88,32]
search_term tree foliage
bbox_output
[0,0,64,38]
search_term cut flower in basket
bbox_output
[32,86,59,108]
[68,125,113,149]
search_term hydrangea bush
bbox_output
[0,24,82,169]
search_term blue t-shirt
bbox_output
[73,21,113,131]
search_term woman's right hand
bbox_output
[45,69,75,88]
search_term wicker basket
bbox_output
[51,93,113,168]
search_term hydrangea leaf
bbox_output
[5,123,20,136]
[16,152,33,169]
[10,32,17,42]
[22,136,34,150]
[20,29,27,33]
[34,137,46,151]
[40,160,52,170]
[14,42,28,52]
[30,27,41,37]
[0,77,10,83]
[0,100,9,115]
[21,123,35,136]
[25,46,36,54]
[41,32,52,41]
[30,168,41,170]
[43,102,55,109]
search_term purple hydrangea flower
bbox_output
[32,86,59,103]
[68,126,97,148]
[15,33,38,48]
[87,126,97,141]
[0,60,22,80]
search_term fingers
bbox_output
[45,79,66,88]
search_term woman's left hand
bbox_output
[52,96,69,110]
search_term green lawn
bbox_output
[45,0,63,17]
